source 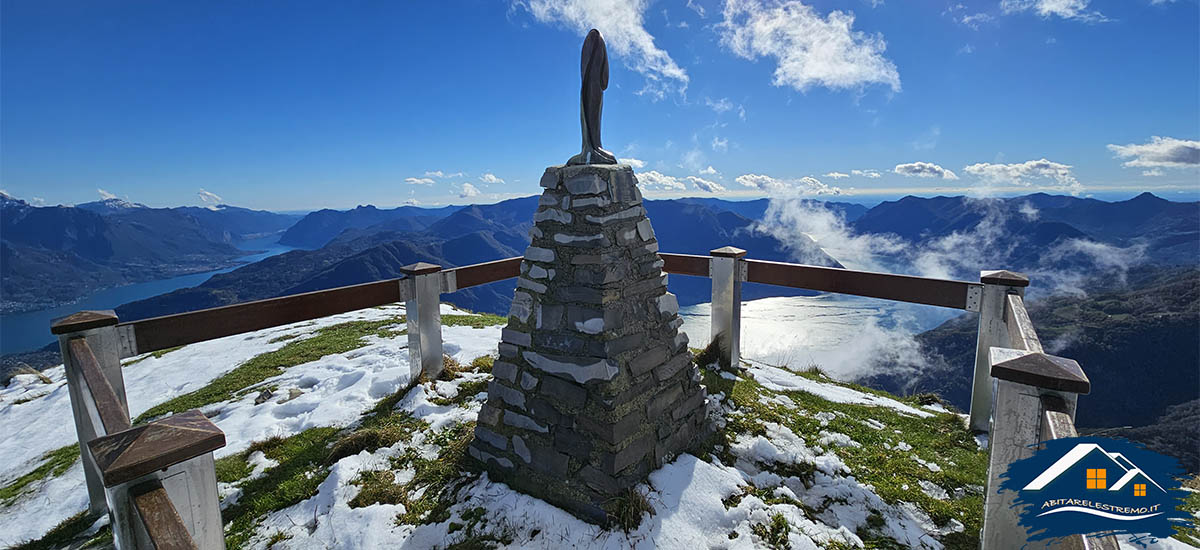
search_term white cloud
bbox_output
[1107,136,1200,169]
[619,157,647,169]
[956,44,975,55]
[479,173,504,184]
[459,183,481,198]
[736,173,843,195]
[516,0,689,98]
[687,175,727,193]
[699,165,719,175]
[823,171,850,179]
[1018,201,1039,220]
[687,0,706,17]
[893,161,958,180]
[97,188,117,200]
[638,170,688,190]
[851,169,882,178]
[29,197,46,206]
[424,170,463,178]
[404,198,421,206]
[959,12,993,29]
[1142,168,1164,177]
[197,189,223,205]
[405,177,435,185]
[1000,0,1107,22]
[705,97,734,114]
[963,158,1082,194]
[680,148,707,172]
[711,136,729,152]
[718,0,900,93]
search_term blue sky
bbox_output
[2,0,1197,211]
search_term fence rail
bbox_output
[49,247,1113,550]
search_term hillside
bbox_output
[863,266,1200,471]
[0,194,300,313]
[0,305,997,549]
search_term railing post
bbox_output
[89,409,226,550]
[401,262,445,381]
[709,246,746,371]
[51,310,130,516]
[969,270,1029,432]
[981,347,1091,550]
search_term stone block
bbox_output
[525,247,555,263]
[672,390,707,421]
[578,465,621,495]
[527,441,570,477]
[530,226,544,239]
[630,346,668,377]
[498,343,519,359]
[517,278,548,294]
[521,372,539,391]
[539,375,587,408]
[608,432,654,474]
[605,332,645,357]
[646,383,683,419]
[553,232,609,248]
[573,195,611,209]
[534,208,572,224]
[477,403,502,427]
[492,361,518,383]
[585,206,643,225]
[566,174,607,195]
[469,445,513,469]
[654,354,690,382]
[490,381,526,409]
[474,426,508,451]
[555,427,593,459]
[539,193,560,206]
[509,292,533,323]
[513,435,532,463]
[527,396,565,425]
[502,328,532,348]
[579,411,644,445]
[610,169,641,204]
[555,286,604,304]
[656,293,679,318]
[540,168,561,188]
[524,351,619,384]
[504,410,549,433]
[636,219,654,241]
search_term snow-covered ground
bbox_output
[1,304,1195,549]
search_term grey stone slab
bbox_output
[656,293,679,318]
[578,412,644,445]
[539,193,560,206]
[538,375,587,407]
[498,343,519,359]
[509,292,533,323]
[535,304,563,331]
[552,232,609,248]
[585,206,643,225]
[469,445,514,469]
[504,411,549,433]
[578,465,621,495]
[540,168,561,188]
[521,372,539,391]
[672,390,707,421]
[527,441,570,477]
[528,265,556,280]
[610,169,641,204]
[492,361,518,383]
[654,354,690,382]
[555,428,593,459]
[605,332,645,357]
[517,278,548,294]
[512,435,532,463]
[644,241,660,253]
[524,351,619,384]
[491,382,526,409]
[502,328,532,348]
[630,346,669,377]
[474,426,508,450]
[533,208,572,224]
[636,219,654,241]
[617,228,638,245]
[573,195,611,208]
[524,247,555,263]
[477,404,502,427]
[566,174,607,195]
[673,332,689,351]
[529,226,544,239]
[609,433,654,474]
[555,286,605,304]
[646,383,683,419]
[527,397,565,425]
[566,306,605,334]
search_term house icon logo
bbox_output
[1000,436,1192,545]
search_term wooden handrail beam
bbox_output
[69,338,131,435]
[744,259,982,310]
[130,480,200,550]
[451,257,523,290]
[659,253,710,277]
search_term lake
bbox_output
[0,235,298,355]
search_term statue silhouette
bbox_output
[568,29,617,165]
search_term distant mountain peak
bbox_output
[77,197,148,214]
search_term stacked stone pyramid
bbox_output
[468,163,709,523]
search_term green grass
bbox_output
[750,513,790,550]
[0,445,79,507]
[697,365,988,550]
[134,319,406,423]
[441,314,506,329]
[604,487,655,532]
[220,426,343,550]
[1174,486,1200,546]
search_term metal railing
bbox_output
[50,247,1108,549]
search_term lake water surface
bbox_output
[1,235,297,355]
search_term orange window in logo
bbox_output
[1087,469,1107,489]
[1134,484,1146,496]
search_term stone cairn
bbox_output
[468,163,710,523]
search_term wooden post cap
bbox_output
[710,246,747,258]
[980,270,1030,287]
[989,348,1090,394]
[399,262,442,276]
[51,310,119,335]
[88,409,226,487]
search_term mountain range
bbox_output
[1,194,301,313]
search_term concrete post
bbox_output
[709,246,746,371]
[981,347,1091,550]
[969,270,1029,432]
[51,310,130,516]
[401,262,445,381]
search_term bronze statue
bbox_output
[568,29,617,165]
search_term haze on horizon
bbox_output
[1,0,1197,211]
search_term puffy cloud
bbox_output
[963,158,1082,194]
[705,97,734,113]
[638,170,687,190]
[404,198,421,206]
[459,183,481,198]
[736,173,843,195]
[405,177,435,185]
[197,189,223,205]
[479,173,504,184]
[687,175,727,193]
[687,0,706,17]
[619,157,647,169]
[851,169,882,178]
[1107,136,1200,169]
[424,170,463,178]
[893,161,958,180]
[699,165,720,175]
[97,188,117,200]
[515,0,688,98]
[1000,0,1107,21]
[823,171,850,179]
[958,12,993,29]
[711,136,729,153]
[718,0,900,93]
[1142,169,1164,177]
